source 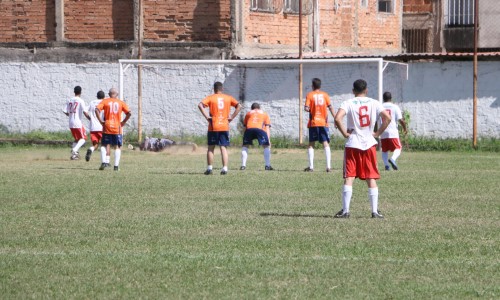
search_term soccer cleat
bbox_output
[326,168,332,173]
[388,159,398,171]
[334,209,350,218]
[240,166,246,171]
[204,169,213,175]
[70,151,79,160]
[113,166,119,171]
[304,167,314,172]
[85,149,92,162]
[220,170,227,175]
[265,166,274,171]
[99,163,108,170]
[371,211,384,219]
[385,165,390,171]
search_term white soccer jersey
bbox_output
[63,96,88,129]
[87,99,103,132]
[339,96,384,150]
[379,102,403,139]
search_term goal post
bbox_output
[118,58,407,143]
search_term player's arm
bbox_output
[121,112,132,127]
[95,108,104,125]
[84,111,91,121]
[374,110,392,138]
[399,118,408,135]
[228,103,242,123]
[197,102,211,121]
[334,108,350,138]
[304,105,310,112]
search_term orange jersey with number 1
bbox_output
[305,90,331,127]
[201,93,239,132]
[244,109,271,130]
[96,97,131,135]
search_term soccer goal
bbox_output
[118,58,408,142]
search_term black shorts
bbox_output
[243,128,270,146]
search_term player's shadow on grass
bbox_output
[259,212,333,218]
[52,167,95,171]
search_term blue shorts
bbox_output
[308,127,330,143]
[101,134,123,147]
[207,131,230,146]
[243,128,270,146]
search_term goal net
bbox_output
[118,58,408,141]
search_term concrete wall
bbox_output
[0,60,498,139]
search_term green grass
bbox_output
[0,147,499,299]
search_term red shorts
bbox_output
[70,127,86,141]
[90,131,103,144]
[343,146,380,180]
[380,138,402,152]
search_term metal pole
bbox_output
[299,0,303,144]
[473,0,479,149]
[137,0,143,143]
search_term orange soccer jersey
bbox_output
[96,97,130,135]
[244,109,271,130]
[201,93,239,131]
[305,90,332,127]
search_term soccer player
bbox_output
[85,90,105,162]
[240,103,273,171]
[198,81,242,175]
[378,92,407,171]
[304,78,335,172]
[95,88,132,171]
[63,86,90,160]
[333,79,391,219]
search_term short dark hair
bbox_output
[251,103,260,110]
[353,79,367,94]
[74,86,82,94]
[312,78,321,90]
[213,82,223,92]
[383,92,392,102]
[97,91,105,99]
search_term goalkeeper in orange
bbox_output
[240,103,273,171]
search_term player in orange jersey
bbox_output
[198,82,242,175]
[240,103,273,171]
[304,78,336,172]
[95,88,132,171]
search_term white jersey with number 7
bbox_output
[339,96,384,150]
[63,96,88,129]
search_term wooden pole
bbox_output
[472,0,479,149]
[298,0,303,145]
[137,0,143,143]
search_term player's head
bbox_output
[312,78,321,90]
[108,88,118,98]
[97,90,105,99]
[251,103,260,110]
[213,82,223,93]
[74,86,82,95]
[383,92,392,102]
[352,79,367,95]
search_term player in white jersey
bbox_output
[378,92,407,171]
[85,91,105,162]
[333,79,391,219]
[63,86,90,160]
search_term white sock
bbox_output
[369,187,379,213]
[100,146,106,163]
[72,139,85,153]
[342,185,353,213]
[308,147,314,169]
[207,165,213,171]
[106,156,110,164]
[382,152,389,167]
[222,166,228,172]
[324,146,331,169]
[264,147,271,166]
[241,147,248,167]
[90,146,95,152]
[114,149,121,167]
[392,149,402,162]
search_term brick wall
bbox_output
[403,0,433,13]
[357,0,401,50]
[64,0,133,41]
[0,0,55,42]
[143,0,231,41]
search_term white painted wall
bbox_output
[0,61,498,139]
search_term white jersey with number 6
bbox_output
[379,102,402,139]
[87,99,103,132]
[339,96,384,150]
[63,96,88,129]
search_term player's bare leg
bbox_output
[204,145,215,175]
[220,146,228,175]
[323,141,332,172]
[366,179,383,218]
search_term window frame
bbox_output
[250,0,275,13]
[378,0,393,13]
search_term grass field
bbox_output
[0,146,498,299]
